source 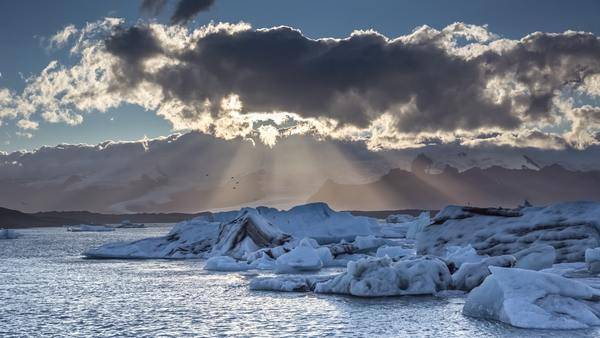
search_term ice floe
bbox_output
[275,238,325,273]
[451,255,516,291]
[85,217,219,259]
[418,202,600,262]
[314,256,451,297]
[514,244,556,271]
[586,248,600,274]
[250,275,333,292]
[463,267,600,329]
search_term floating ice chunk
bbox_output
[269,203,376,243]
[210,210,291,259]
[204,256,252,271]
[250,275,333,292]
[405,212,430,240]
[375,246,415,260]
[275,238,324,273]
[116,220,145,228]
[585,248,600,274]
[314,256,451,297]
[514,244,556,271]
[451,255,516,291]
[463,267,600,329]
[444,245,487,270]
[0,229,20,239]
[85,218,219,259]
[68,224,114,232]
[385,214,415,224]
[352,235,388,251]
[418,202,600,262]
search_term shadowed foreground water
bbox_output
[1,226,599,337]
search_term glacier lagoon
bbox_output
[1,226,599,337]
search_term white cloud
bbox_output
[16,119,39,130]
[49,24,78,49]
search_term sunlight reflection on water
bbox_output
[1,227,598,337]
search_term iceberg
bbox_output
[275,238,324,273]
[85,217,219,259]
[0,229,20,239]
[405,211,430,240]
[514,244,556,271]
[210,210,291,259]
[463,267,600,329]
[385,213,416,224]
[204,256,253,271]
[444,245,487,271]
[84,202,378,260]
[67,224,114,232]
[267,203,376,243]
[418,202,600,262]
[451,255,516,291]
[250,275,333,292]
[314,256,451,297]
[586,248,600,274]
[116,220,146,228]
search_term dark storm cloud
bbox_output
[140,0,215,24]
[477,32,600,122]
[103,25,600,133]
[171,0,215,24]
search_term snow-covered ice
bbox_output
[405,211,430,240]
[444,245,487,270]
[418,202,600,262]
[314,256,451,297]
[267,203,377,243]
[249,275,333,292]
[85,217,219,259]
[204,256,252,271]
[586,248,600,274]
[210,210,291,259]
[463,267,600,329]
[275,238,324,273]
[451,255,516,291]
[85,202,380,260]
[514,244,556,271]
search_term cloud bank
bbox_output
[1,20,600,149]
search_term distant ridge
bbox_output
[308,164,600,211]
[0,206,423,229]
[0,207,209,229]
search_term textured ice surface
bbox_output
[586,248,600,274]
[314,256,451,297]
[418,202,600,262]
[451,255,516,291]
[464,267,600,329]
[514,244,556,271]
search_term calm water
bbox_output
[1,227,598,337]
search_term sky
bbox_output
[1,0,600,152]
[2,0,600,213]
